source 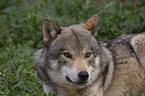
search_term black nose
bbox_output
[78,71,89,81]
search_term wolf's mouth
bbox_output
[65,76,88,84]
[66,76,72,82]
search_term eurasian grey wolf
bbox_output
[34,14,145,96]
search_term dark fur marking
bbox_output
[102,65,109,87]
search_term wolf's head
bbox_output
[39,14,113,89]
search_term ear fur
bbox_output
[84,14,98,36]
[43,18,61,47]
[130,32,145,70]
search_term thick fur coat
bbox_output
[34,14,145,96]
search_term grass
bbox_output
[0,0,145,95]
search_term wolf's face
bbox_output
[42,15,105,88]
[46,27,103,88]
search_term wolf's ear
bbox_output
[43,18,61,47]
[131,33,145,70]
[84,14,98,36]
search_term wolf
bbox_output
[34,14,145,96]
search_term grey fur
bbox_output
[34,14,145,96]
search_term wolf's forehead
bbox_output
[60,27,97,51]
[61,26,91,36]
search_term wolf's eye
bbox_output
[85,52,92,58]
[63,52,72,58]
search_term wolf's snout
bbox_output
[78,71,89,81]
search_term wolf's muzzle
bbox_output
[78,71,89,81]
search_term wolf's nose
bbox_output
[78,71,89,81]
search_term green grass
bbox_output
[0,0,145,95]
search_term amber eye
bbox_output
[63,52,72,58]
[85,52,92,58]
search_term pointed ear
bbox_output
[84,14,98,36]
[43,18,61,47]
[131,33,145,70]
